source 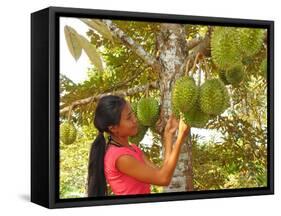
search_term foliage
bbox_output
[193,75,267,190]
[60,124,95,198]
[60,20,268,197]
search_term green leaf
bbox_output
[64,25,82,61]
[80,18,114,43]
[78,34,104,72]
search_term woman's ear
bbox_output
[108,125,119,135]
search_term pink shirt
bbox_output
[104,143,151,195]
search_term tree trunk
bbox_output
[157,23,193,192]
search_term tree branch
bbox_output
[187,26,212,61]
[60,81,159,115]
[186,37,204,50]
[102,19,161,72]
[188,35,211,61]
[179,33,211,78]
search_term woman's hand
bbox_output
[177,117,190,140]
[162,114,191,168]
[163,114,190,149]
[164,114,190,137]
[164,114,179,137]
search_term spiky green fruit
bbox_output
[183,101,210,128]
[199,78,230,116]
[211,27,265,70]
[137,97,159,126]
[211,27,241,70]
[60,122,77,145]
[225,64,245,86]
[172,76,198,113]
[237,28,265,57]
[171,99,181,119]
[129,124,148,144]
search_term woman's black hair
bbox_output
[87,95,126,197]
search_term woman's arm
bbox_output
[141,136,175,170]
[116,116,190,186]
[141,154,160,169]
[159,118,190,183]
[141,115,181,170]
[162,114,182,165]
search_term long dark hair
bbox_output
[87,95,126,197]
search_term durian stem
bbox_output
[145,84,149,97]
[67,105,73,122]
[203,57,208,81]
[185,59,191,76]
[198,60,202,86]
[191,52,202,76]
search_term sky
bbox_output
[60,17,92,84]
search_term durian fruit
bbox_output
[60,121,77,145]
[211,27,241,70]
[171,99,181,120]
[137,97,159,126]
[218,69,230,85]
[172,76,198,113]
[225,64,245,86]
[211,27,265,70]
[183,101,210,128]
[237,28,265,57]
[129,124,148,144]
[199,78,230,116]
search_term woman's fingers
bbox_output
[164,114,179,135]
[178,117,190,136]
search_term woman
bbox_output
[87,95,189,197]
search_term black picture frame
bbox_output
[31,6,274,209]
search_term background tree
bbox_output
[59,19,267,198]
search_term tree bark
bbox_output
[156,23,193,192]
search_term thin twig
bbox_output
[190,52,202,76]
[202,56,209,81]
[185,59,191,76]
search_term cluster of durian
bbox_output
[129,97,160,144]
[211,26,265,86]
[60,121,77,145]
[172,76,230,128]
[211,26,264,70]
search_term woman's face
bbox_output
[110,102,138,137]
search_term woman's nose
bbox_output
[132,115,138,124]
